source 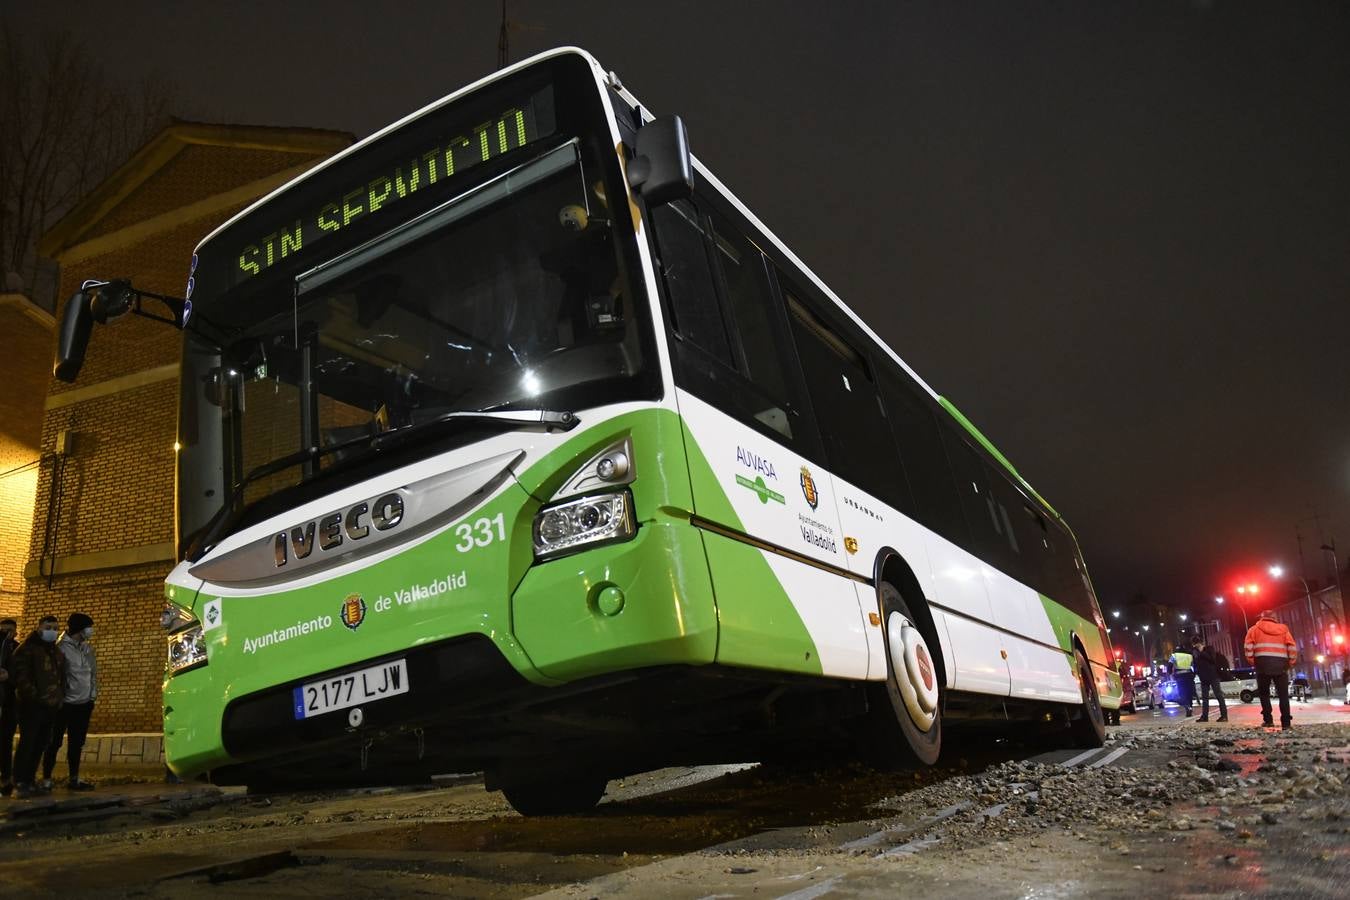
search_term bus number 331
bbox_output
[454,513,506,553]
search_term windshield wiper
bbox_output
[189,408,579,559]
[377,408,579,450]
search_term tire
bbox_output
[873,582,942,767]
[502,776,607,817]
[1070,647,1107,748]
[1240,690,1254,704]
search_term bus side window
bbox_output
[1018,499,1058,597]
[1035,514,1092,620]
[941,427,1009,567]
[706,209,794,407]
[651,198,819,454]
[782,283,910,511]
[876,365,966,541]
[985,461,1046,588]
[649,199,734,366]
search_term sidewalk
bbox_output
[7,731,166,777]
[1121,693,1350,729]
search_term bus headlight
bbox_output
[532,490,636,560]
[167,624,208,675]
[161,602,196,634]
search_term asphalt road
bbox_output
[1,700,1346,898]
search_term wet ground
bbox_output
[1,698,1346,898]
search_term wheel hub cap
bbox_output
[887,611,938,731]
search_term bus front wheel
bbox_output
[873,582,942,767]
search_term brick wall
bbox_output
[28,214,232,733]
[21,134,342,734]
[85,145,322,240]
[23,563,168,732]
[0,300,52,619]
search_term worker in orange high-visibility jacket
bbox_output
[1243,610,1299,730]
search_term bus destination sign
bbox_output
[235,86,556,283]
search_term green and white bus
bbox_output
[55,47,1120,815]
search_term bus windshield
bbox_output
[179,146,649,557]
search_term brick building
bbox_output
[20,122,350,735]
[1268,581,1346,689]
[0,294,54,621]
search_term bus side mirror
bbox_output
[54,280,134,382]
[53,279,184,382]
[54,289,95,383]
[89,279,137,324]
[626,115,693,206]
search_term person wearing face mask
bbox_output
[0,618,18,796]
[42,613,98,791]
[9,615,66,799]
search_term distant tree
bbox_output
[0,22,173,307]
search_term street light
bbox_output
[1270,562,1317,653]
[1133,629,1146,662]
[1112,610,1121,619]
[1270,562,1314,610]
[1323,542,1344,612]
[1218,593,1249,635]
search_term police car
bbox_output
[1217,668,1259,703]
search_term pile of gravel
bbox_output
[863,724,1349,854]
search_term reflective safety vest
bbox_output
[1170,650,1194,672]
[1244,617,1298,664]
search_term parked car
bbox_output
[1105,671,1134,724]
[1218,667,1258,703]
[1132,678,1155,709]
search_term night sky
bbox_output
[9,1,1350,614]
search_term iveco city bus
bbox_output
[54,47,1121,815]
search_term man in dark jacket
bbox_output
[1191,636,1228,722]
[0,617,18,796]
[10,615,66,798]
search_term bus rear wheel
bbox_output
[502,776,608,817]
[1070,647,1107,748]
[872,582,942,767]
